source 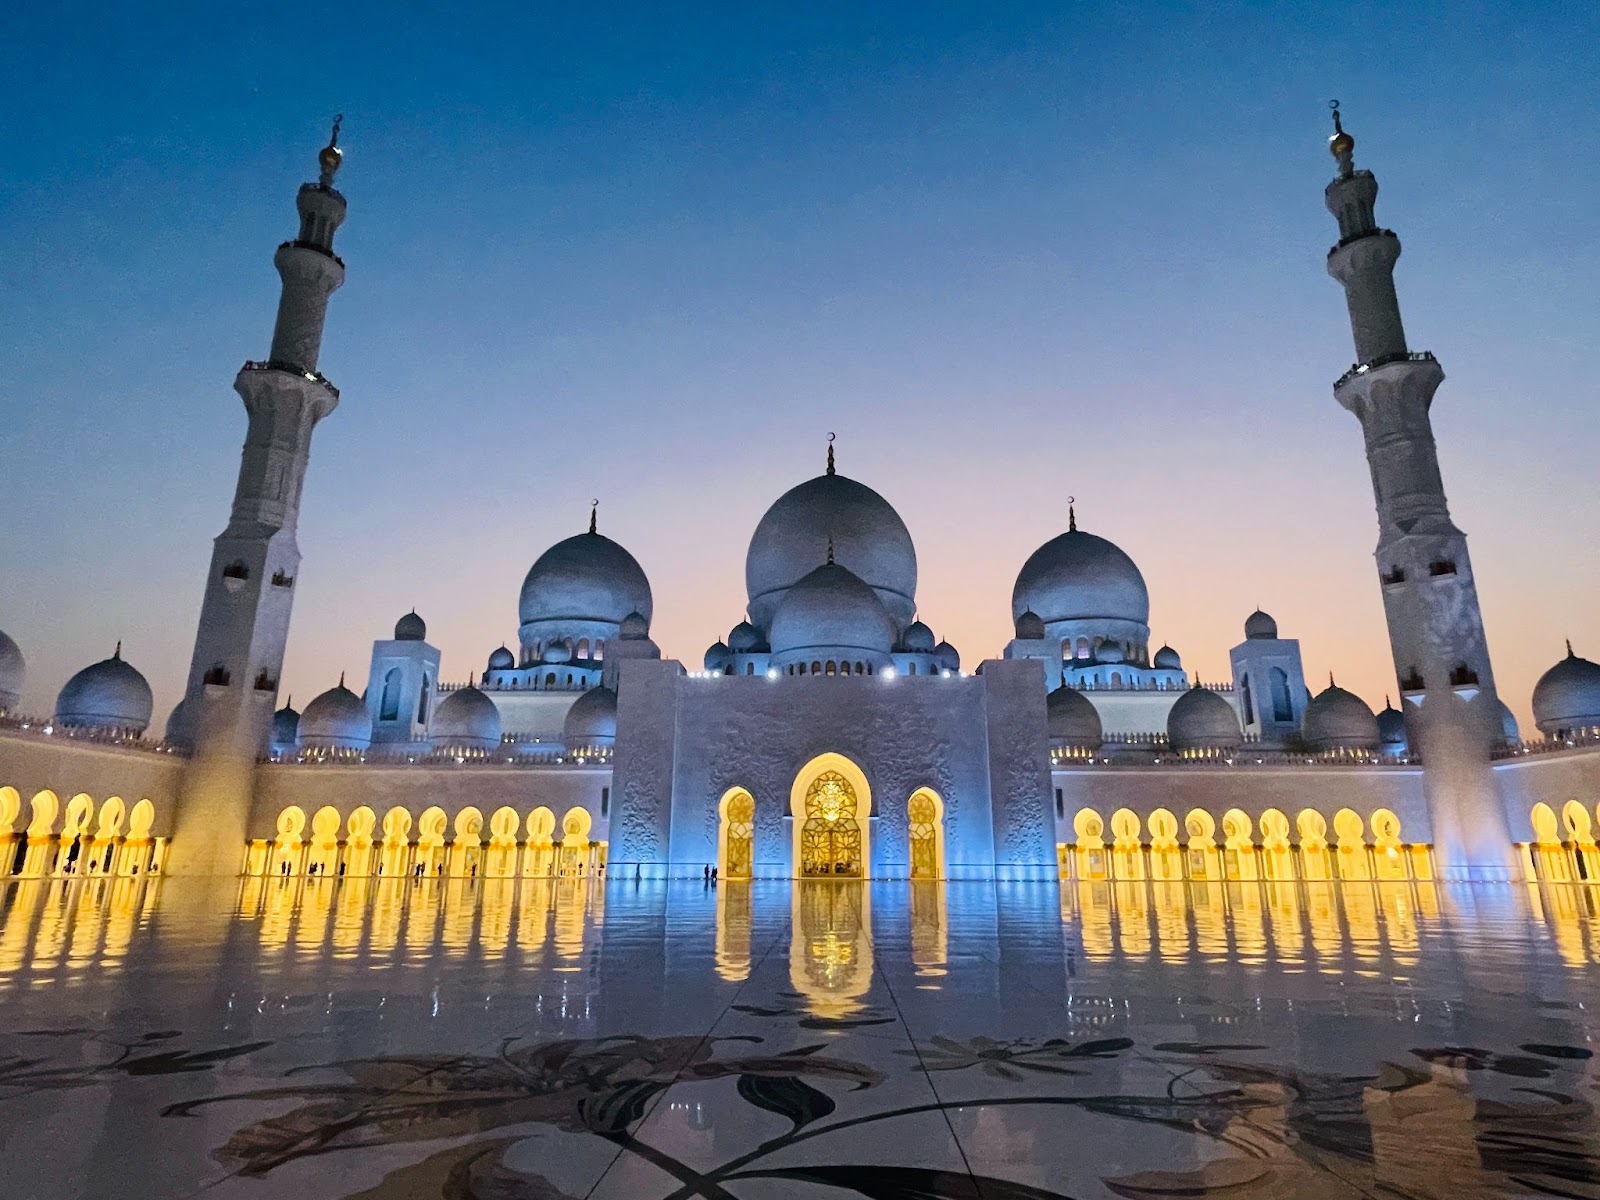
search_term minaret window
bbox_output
[203,664,231,686]
[221,561,250,581]
[1269,667,1293,722]
[1076,637,1091,659]
[1400,668,1425,692]
[1428,559,1458,577]
[576,638,589,659]
[1381,566,1406,585]
[253,670,276,691]
[271,570,294,588]
[1241,674,1255,725]
[417,676,431,723]
[1449,665,1479,687]
[379,668,402,721]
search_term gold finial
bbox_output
[1328,100,1354,161]
[589,499,599,534]
[826,431,836,476]
[1067,495,1077,532]
[318,114,344,185]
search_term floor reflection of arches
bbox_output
[790,754,871,878]
[791,881,872,1016]
[717,789,755,881]
[715,880,752,981]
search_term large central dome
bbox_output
[1013,525,1150,629]
[519,531,653,628]
[746,470,917,632]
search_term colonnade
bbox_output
[1524,800,1600,883]
[247,803,604,879]
[0,786,163,879]
[1061,804,1429,883]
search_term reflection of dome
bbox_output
[519,531,652,628]
[728,621,763,653]
[394,610,426,641]
[0,627,24,709]
[770,562,897,662]
[1013,526,1149,628]
[1244,609,1278,640]
[902,620,937,651]
[1532,645,1600,737]
[1301,682,1379,751]
[1014,611,1045,641]
[271,700,300,753]
[56,645,153,733]
[432,685,503,753]
[704,641,731,671]
[487,645,515,671]
[1153,644,1182,670]
[564,685,618,747]
[1167,685,1242,752]
[934,640,960,673]
[746,471,917,632]
[1377,700,1407,755]
[297,680,371,752]
[1047,685,1103,750]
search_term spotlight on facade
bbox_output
[881,666,896,680]
[766,668,779,680]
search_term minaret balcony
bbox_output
[1332,350,1437,392]
[240,360,340,400]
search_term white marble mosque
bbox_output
[2,111,1599,893]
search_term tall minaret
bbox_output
[1323,106,1513,879]
[168,121,349,875]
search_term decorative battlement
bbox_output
[1051,735,1408,768]
[0,713,188,757]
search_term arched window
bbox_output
[909,662,917,675]
[545,672,557,687]
[1076,637,1091,659]
[856,662,864,675]
[594,639,605,661]
[1269,667,1292,722]
[746,662,755,675]
[576,638,589,659]
[1240,673,1254,724]
[1110,671,1122,688]
[379,667,402,721]
[825,661,836,676]
[416,675,431,723]
[812,661,822,675]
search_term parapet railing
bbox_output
[1052,735,1413,768]
[264,737,611,768]
[1333,349,1437,391]
[1492,728,1600,761]
[1067,678,1231,693]
[0,712,189,757]
[239,359,340,399]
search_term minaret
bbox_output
[1323,106,1513,878]
[168,120,349,875]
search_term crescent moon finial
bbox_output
[588,499,598,534]
[826,432,836,475]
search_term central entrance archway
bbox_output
[790,754,871,878]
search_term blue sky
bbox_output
[1,1,1596,727]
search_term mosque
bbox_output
[1,112,1598,888]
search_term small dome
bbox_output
[1167,685,1242,752]
[704,641,731,671]
[1495,698,1520,748]
[271,701,300,752]
[55,646,153,734]
[564,685,618,747]
[164,695,194,747]
[541,641,573,665]
[1377,700,1408,754]
[1096,640,1125,664]
[769,562,897,661]
[1244,610,1278,640]
[0,627,24,709]
[746,470,918,633]
[1013,611,1045,641]
[487,645,515,671]
[934,640,960,672]
[1301,682,1379,752]
[1152,644,1182,670]
[394,610,426,641]
[519,531,653,629]
[728,621,763,653]
[1013,525,1149,629]
[298,680,372,752]
[1047,684,1103,750]
[903,620,937,652]
[432,685,502,753]
[1532,645,1600,737]
[620,611,650,641]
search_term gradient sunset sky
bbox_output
[1,1,1596,729]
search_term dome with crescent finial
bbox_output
[728,621,764,653]
[1153,645,1182,670]
[769,561,897,667]
[487,645,515,671]
[432,685,503,754]
[745,446,917,634]
[902,620,937,652]
[518,516,653,656]
[564,686,618,748]
[394,610,426,641]
[1013,509,1150,640]
[1047,684,1103,751]
[271,700,301,755]
[298,679,371,752]
[1014,611,1046,641]
[56,645,153,734]
[1301,681,1379,752]
[1167,685,1242,753]
[1377,699,1407,756]
[1244,610,1278,640]
[1532,644,1600,737]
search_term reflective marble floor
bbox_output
[1,875,1599,1198]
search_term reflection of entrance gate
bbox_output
[800,771,862,877]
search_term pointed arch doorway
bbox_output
[790,754,871,879]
